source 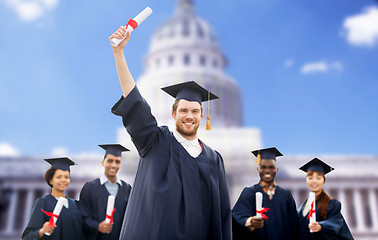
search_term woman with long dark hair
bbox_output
[297,158,353,240]
[22,157,85,239]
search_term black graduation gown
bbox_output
[297,198,354,240]
[111,86,231,240]
[232,184,299,240]
[22,194,85,240]
[79,178,131,240]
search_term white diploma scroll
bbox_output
[110,7,153,47]
[105,195,116,223]
[256,192,263,218]
[309,192,316,233]
[45,197,66,236]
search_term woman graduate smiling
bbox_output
[22,157,85,240]
[297,158,353,240]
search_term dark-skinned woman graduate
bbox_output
[297,158,353,239]
[22,157,85,240]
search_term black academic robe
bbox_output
[79,178,131,240]
[111,86,231,240]
[297,198,354,240]
[232,184,299,240]
[22,194,84,240]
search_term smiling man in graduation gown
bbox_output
[232,147,299,240]
[108,27,231,239]
[79,144,132,240]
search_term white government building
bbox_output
[1,0,377,239]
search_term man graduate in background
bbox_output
[109,27,231,239]
[79,144,131,240]
[232,147,299,240]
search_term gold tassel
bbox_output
[206,116,211,130]
[256,152,261,165]
[206,91,211,131]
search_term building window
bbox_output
[168,55,174,66]
[196,23,204,38]
[200,55,206,66]
[182,20,189,37]
[184,54,190,65]
[213,59,218,68]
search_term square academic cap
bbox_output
[299,158,334,175]
[98,144,129,157]
[251,147,283,165]
[45,157,75,171]
[161,81,219,130]
[161,81,219,103]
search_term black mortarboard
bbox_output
[161,81,219,130]
[251,147,283,165]
[161,81,219,103]
[98,144,129,157]
[299,158,334,175]
[45,157,75,171]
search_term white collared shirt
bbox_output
[302,198,311,217]
[173,130,202,158]
[100,174,122,196]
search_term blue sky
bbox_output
[0,0,377,156]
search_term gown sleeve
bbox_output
[22,198,45,240]
[286,191,300,240]
[216,152,232,239]
[318,199,346,238]
[111,86,158,157]
[232,188,255,228]
[79,182,100,237]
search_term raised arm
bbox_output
[109,27,135,98]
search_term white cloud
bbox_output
[0,142,20,157]
[285,59,294,68]
[51,147,68,156]
[3,0,58,21]
[300,61,343,74]
[343,6,378,47]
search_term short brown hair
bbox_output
[44,167,70,188]
[172,99,203,114]
[45,167,57,188]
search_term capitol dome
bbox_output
[137,0,243,128]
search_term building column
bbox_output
[368,188,378,230]
[338,189,349,222]
[291,188,300,206]
[4,189,19,234]
[23,189,35,229]
[353,189,366,232]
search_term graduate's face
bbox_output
[172,99,203,140]
[50,169,70,192]
[258,159,278,183]
[102,154,122,179]
[306,171,325,194]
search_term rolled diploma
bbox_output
[256,192,263,218]
[105,195,115,223]
[45,197,65,236]
[309,192,316,232]
[110,7,153,47]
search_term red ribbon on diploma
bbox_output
[41,209,58,229]
[257,207,270,220]
[126,17,138,29]
[106,208,116,224]
[307,201,316,220]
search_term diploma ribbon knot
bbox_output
[307,201,316,220]
[41,209,58,229]
[257,207,270,220]
[106,208,116,224]
[126,17,138,30]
